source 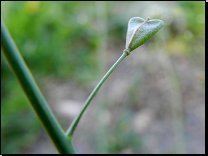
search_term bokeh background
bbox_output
[1,1,205,154]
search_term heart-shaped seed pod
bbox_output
[125,17,164,53]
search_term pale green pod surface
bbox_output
[125,17,164,52]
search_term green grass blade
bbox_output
[1,19,76,154]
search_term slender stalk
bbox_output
[66,51,129,137]
[1,19,76,154]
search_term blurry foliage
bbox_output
[165,1,204,62]
[1,1,205,154]
[108,111,144,154]
[2,2,99,81]
[1,78,41,153]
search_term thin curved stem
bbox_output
[1,19,76,154]
[66,51,129,137]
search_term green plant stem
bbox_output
[66,51,129,137]
[1,19,76,154]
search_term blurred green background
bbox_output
[1,1,205,154]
